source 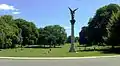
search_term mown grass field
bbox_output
[0,43,119,57]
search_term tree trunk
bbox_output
[84,46,87,50]
[54,44,56,48]
[44,44,45,48]
[21,45,23,50]
[49,44,52,48]
[94,46,96,51]
[112,45,115,49]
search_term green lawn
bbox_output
[0,44,118,57]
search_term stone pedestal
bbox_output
[69,20,76,52]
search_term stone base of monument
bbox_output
[69,44,76,52]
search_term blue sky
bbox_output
[0,0,119,37]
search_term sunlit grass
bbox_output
[0,43,118,57]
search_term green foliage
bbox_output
[66,36,78,43]
[79,26,89,45]
[38,25,67,47]
[0,15,19,49]
[86,4,120,46]
[0,15,40,49]
[75,37,79,43]
[0,15,67,49]
[14,19,39,45]
[106,11,120,47]
[66,36,71,43]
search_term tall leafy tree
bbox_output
[0,15,19,48]
[106,11,120,48]
[87,4,120,45]
[38,25,67,47]
[66,36,71,43]
[79,26,88,45]
[14,18,39,46]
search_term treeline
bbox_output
[0,15,67,49]
[79,4,120,48]
[66,36,79,43]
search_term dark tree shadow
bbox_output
[100,47,120,54]
[77,48,97,52]
[25,45,62,49]
[77,45,92,47]
[77,46,120,54]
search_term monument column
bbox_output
[68,7,78,52]
[69,20,76,52]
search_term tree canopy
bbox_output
[38,25,67,47]
[79,3,120,47]
[0,15,67,49]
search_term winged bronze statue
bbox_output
[68,7,78,20]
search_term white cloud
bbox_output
[12,12,21,14]
[0,4,18,11]
[64,26,71,30]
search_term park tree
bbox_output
[0,15,19,49]
[44,25,67,47]
[0,30,5,48]
[38,25,67,47]
[106,11,120,48]
[79,26,88,45]
[38,28,50,47]
[14,18,39,46]
[87,4,120,45]
[0,15,67,49]
[66,36,71,43]
[75,37,79,43]
[67,36,79,43]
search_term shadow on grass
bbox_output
[100,47,120,54]
[77,49,97,52]
[77,45,93,47]
[25,45,62,49]
[77,47,120,54]
[77,45,85,47]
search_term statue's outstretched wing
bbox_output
[73,8,78,12]
[68,7,72,12]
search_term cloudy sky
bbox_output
[0,0,119,36]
